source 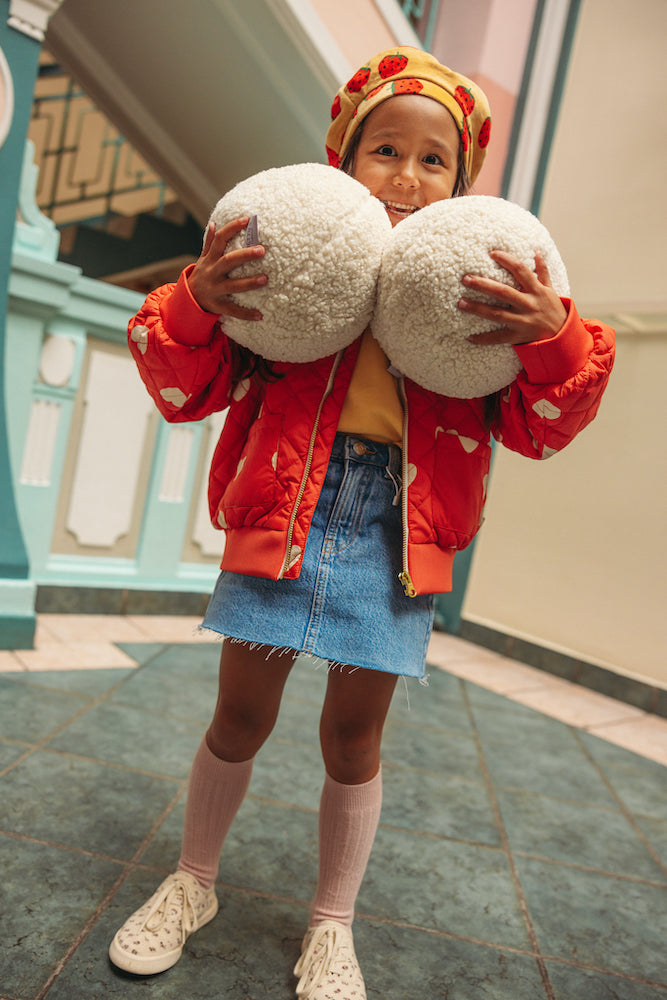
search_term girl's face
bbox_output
[352,95,461,226]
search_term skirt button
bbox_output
[353,440,367,455]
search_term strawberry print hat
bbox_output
[325,46,492,184]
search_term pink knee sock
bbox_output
[177,738,254,890]
[309,769,383,928]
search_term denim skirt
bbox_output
[202,433,434,678]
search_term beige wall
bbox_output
[309,0,417,70]
[463,0,667,689]
[540,0,667,315]
[463,326,667,687]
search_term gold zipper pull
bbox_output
[398,571,416,598]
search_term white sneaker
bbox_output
[109,871,218,975]
[294,920,366,999]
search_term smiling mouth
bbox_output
[382,200,420,217]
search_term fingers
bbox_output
[189,216,268,317]
[458,249,565,344]
[203,217,266,271]
[466,327,518,346]
[218,299,264,322]
[202,221,216,256]
[533,251,554,287]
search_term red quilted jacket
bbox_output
[128,267,615,595]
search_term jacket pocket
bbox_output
[431,427,492,549]
[218,411,283,526]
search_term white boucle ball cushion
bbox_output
[373,195,570,398]
[208,162,392,363]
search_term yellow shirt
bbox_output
[337,328,404,444]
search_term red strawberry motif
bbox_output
[346,66,371,93]
[378,53,409,79]
[459,117,470,152]
[478,117,491,148]
[454,85,475,116]
[326,146,340,168]
[364,83,386,102]
[391,79,424,95]
[330,94,341,120]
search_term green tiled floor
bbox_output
[1,642,665,999]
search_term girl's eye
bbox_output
[376,144,396,157]
[423,154,443,165]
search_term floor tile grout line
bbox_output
[6,681,664,864]
[0,745,42,780]
[20,742,194,784]
[510,849,667,889]
[3,800,663,902]
[353,911,667,988]
[2,667,150,764]
[354,911,544,959]
[534,951,667,991]
[33,782,187,1000]
[484,780,661,817]
[15,630,667,763]
[0,646,204,783]
[460,679,556,1000]
[434,664,667,763]
[385,757,663,819]
[0,736,188,785]
[570,728,667,881]
[0,827,141,869]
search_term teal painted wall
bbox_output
[0,9,41,646]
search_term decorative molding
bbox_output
[591,312,667,337]
[39,333,76,387]
[192,412,227,558]
[13,139,60,260]
[159,426,194,503]
[20,398,60,486]
[8,0,65,41]
[0,44,14,150]
[65,349,153,548]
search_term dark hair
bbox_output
[232,343,283,383]
[483,390,501,429]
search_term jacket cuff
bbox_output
[513,299,593,384]
[161,265,220,346]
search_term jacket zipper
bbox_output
[397,377,416,597]
[278,351,343,578]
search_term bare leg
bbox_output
[206,638,297,760]
[319,664,398,784]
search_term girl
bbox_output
[110,47,614,999]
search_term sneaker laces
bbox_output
[141,875,197,942]
[295,922,353,998]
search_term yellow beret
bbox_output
[325,46,491,184]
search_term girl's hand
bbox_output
[458,250,568,345]
[187,218,267,319]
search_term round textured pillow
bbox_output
[208,162,392,363]
[373,195,570,398]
